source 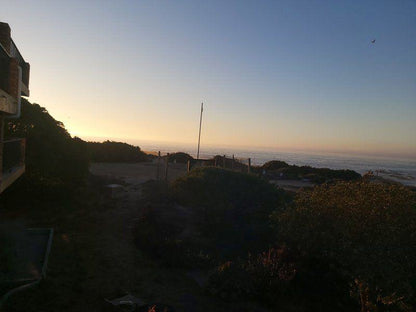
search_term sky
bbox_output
[2,0,416,158]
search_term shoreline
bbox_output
[141,148,416,187]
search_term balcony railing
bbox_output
[0,138,25,193]
[0,39,30,98]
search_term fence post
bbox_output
[164,153,169,182]
[223,155,226,168]
[248,158,251,174]
[187,160,191,173]
[156,151,161,180]
[214,157,217,167]
[232,154,235,171]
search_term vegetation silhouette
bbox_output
[87,140,149,163]
[5,98,89,188]
[262,160,361,183]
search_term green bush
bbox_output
[170,167,289,258]
[274,181,416,311]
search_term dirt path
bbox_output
[80,176,205,311]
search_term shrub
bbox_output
[170,167,288,258]
[275,181,416,311]
[133,180,213,268]
[262,160,290,170]
[206,247,297,306]
[206,261,253,301]
[262,160,361,183]
[87,140,149,162]
[167,152,193,164]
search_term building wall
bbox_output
[0,23,11,54]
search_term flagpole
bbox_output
[197,102,203,160]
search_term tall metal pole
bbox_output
[197,102,203,160]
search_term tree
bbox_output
[87,140,148,162]
[5,98,89,186]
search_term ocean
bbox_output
[133,140,416,187]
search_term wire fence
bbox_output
[152,152,253,182]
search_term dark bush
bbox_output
[263,160,361,184]
[170,167,288,258]
[5,99,89,187]
[206,247,298,307]
[206,261,253,301]
[274,181,416,311]
[133,180,213,268]
[87,140,149,162]
[262,160,290,170]
[167,152,193,164]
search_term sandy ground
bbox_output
[89,162,188,184]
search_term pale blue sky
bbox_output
[2,0,416,158]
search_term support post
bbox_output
[197,102,203,160]
[187,160,191,173]
[248,158,251,174]
[156,151,161,180]
[164,153,169,182]
[223,155,226,168]
[232,154,235,171]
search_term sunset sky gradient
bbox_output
[2,0,416,158]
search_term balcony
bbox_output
[0,138,25,193]
[0,22,30,115]
[10,39,30,95]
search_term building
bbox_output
[0,22,29,193]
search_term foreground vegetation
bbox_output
[2,99,415,311]
[5,98,89,187]
[277,181,416,311]
[135,167,416,311]
[262,160,361,183]
[87,140,150,163]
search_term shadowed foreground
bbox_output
[0,173,270,312]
